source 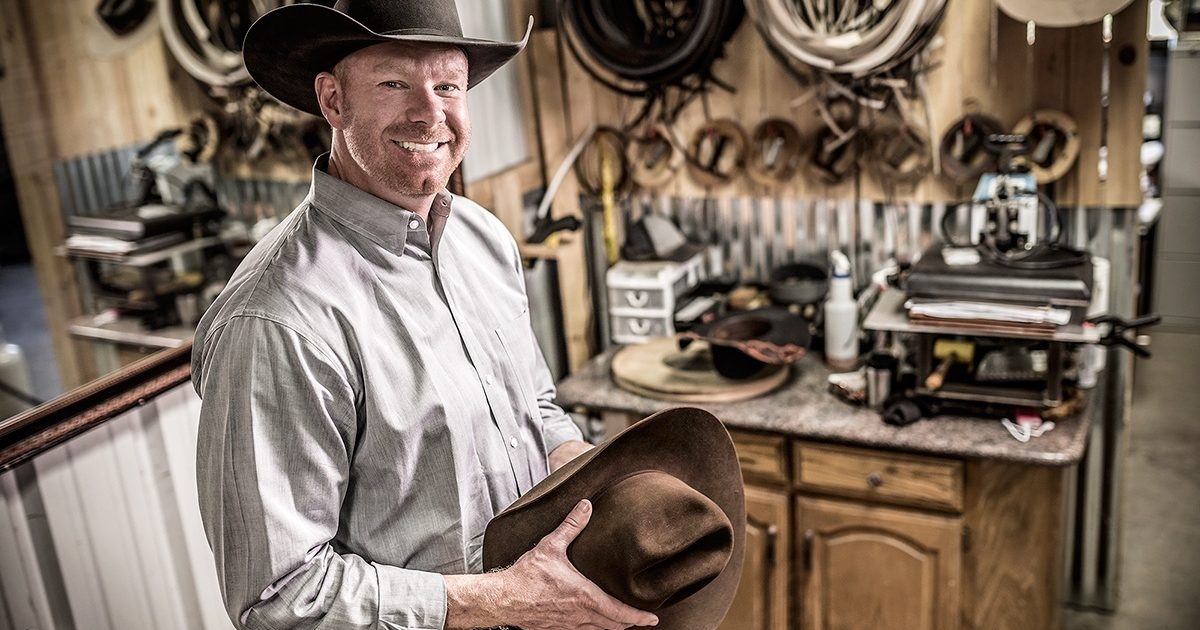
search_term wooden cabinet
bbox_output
[796,496,963,630]
[610,418,1063,630]
[718,486,790,630]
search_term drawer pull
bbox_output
[629,318,652,335]
[625,290,650,308]
[867,472,884,488]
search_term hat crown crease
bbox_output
[571,471,734,610]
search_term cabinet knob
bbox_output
[867,472,884,488]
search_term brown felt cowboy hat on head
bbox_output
[483,407,746,630]
[242,0,533,117]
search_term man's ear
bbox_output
[315,71,344,129]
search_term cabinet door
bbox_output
[718,486,790,630]
[797,496,962,630]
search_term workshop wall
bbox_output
[536,0,1147,207]
[0,0,210,387]
[492,1,1150,372]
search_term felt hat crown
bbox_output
[483,407,746,630]
[242,0,532,116]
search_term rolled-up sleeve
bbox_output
[193,314,447,630]
[531,339,585,454]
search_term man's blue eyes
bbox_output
[379,82,461,91]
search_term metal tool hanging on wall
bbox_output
[627,124,685,189]
[685,118,748,188]
[939,112,1006,183]
[746,118,805,186]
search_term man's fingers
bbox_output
[542,499,592,550]
[588,587,659,628]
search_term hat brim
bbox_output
[243,4,531,117]
[686,307,811,358]
[483,407,746,630]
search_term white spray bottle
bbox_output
[824,251,859,370]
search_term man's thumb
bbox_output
[546,499,592,549]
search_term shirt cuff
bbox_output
[542,413,585,456]
[376,563,448,630]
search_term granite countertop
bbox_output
[555,348,1093,466]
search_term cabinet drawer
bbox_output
[793,443,963,512]
[731,431,789,486]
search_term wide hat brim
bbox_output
[243,4,532,117]
[682,306,811,364]
[483,407,746,630]
[995,0,1135,27]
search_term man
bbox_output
[191,2,659,629]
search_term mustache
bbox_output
[386,123,454,144]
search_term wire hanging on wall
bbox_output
[558,0,746,131]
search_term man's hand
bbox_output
[498,499,658,630]
[444,500,658,630]
[548,440,594,473]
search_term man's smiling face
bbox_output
[329,41,471,197]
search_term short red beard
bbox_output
[341,107,469,197]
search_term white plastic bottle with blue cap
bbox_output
[824,251,859,370]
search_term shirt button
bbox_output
[509,436,519,448]
[408,219,420,229]
[485,374,495,385]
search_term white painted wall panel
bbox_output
[0,468,55,630]
[2,384,231,629]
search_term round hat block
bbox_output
[611,337,789,403]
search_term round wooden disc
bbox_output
[611,337,790,403]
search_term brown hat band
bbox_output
[570,471,734,610]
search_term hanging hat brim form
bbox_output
[996,0,1136,28]
[743,0,948,80]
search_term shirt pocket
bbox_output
[494,306,542,427]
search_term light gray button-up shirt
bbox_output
[192,154,582,630]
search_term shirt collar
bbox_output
[306,153,455,257]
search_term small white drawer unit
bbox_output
[606,253,706,344]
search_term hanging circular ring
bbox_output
[746,118,805,187]
[807,125,862,186]
[175,113,221,163]
[574,126,632,197]
[685,119,748,188]
[627,124,683,190]
[161,0,290,88]
[939,113,1006,183]
[868,124,931,188]
[1012,109,1080,185]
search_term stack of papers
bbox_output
[64,232,185,259]
[905,299,1071,326]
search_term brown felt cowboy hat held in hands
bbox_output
[483,407,747,630]
[242,0,533,117]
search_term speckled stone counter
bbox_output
[556,348,1092,466]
